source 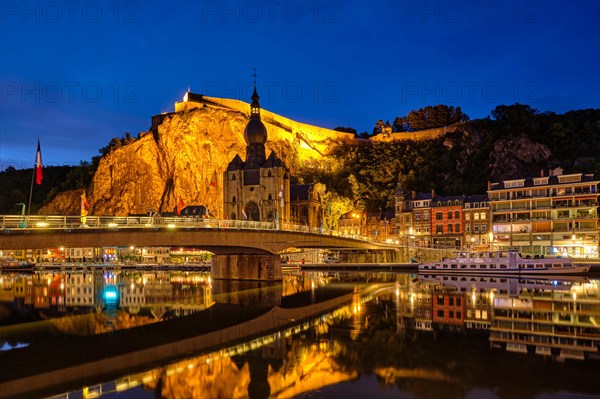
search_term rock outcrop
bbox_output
[41,96,354,216]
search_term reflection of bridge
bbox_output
[0,285,386,399]
[0,215,392,254]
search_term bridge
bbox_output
[0,215,399,280]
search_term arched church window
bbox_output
[267,211,274,221]
[246,201,260,221]
[232,196,237,203]
[230,212,237,220]
[268,170,272,177]
[231,174,236,180]
[268,194,272,201]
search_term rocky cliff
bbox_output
[41,95,354,216]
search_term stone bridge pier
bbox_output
[212,254,282,281]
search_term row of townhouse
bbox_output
[395,170,600,258]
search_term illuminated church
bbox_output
[223,81,290,222]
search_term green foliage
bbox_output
[392,104,469,132]
[0,165,81,214]
[295,104,600,214]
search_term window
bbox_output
[449,297,454,306]
[465,213,471,220]
[466,224,471,232]
[436,225,443,234]
[455,223,460,233]
[232,196,236,203]
[231,174,236,180]
[447,211,452,219]
[436,212,443,220]
[456,298,461,306]
[474,213,480,220]
[455,210,460,219]
[437,310,444,318]
[449,311,454,318]
[480,212,486,220]
[437,296,444,305]
[448,224,453,233]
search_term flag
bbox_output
[80,191,89,216]
[35,139,43,185]
[279,185,284,208]
[242,207,248,220]
[177,197,185,215]
[209,171,217,188]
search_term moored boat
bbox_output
[418,249,590,275]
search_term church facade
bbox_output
[223,84,290,223]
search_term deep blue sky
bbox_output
[1,0,599,169]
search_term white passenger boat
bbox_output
[418,250,590,275]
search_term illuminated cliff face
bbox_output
[41,96,354,216]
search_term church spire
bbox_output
[250,68,261,119]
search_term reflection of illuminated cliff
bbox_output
[149,339,357,399]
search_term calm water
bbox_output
[0,269,599,399]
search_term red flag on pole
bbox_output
[177,197,185,215]
[209,171,217,188]
[35,139,43,185]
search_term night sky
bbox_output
[1,0,599,169]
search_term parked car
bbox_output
[323,256,340,264]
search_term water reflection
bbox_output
[1,270,599,398]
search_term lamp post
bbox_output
[16,203,26,228]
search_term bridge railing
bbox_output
[0,215,374,241]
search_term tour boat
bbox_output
[418,250,590,275]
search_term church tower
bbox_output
[223,73,290,224]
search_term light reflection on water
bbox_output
[1,269,599,398]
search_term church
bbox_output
[223,81,290,223]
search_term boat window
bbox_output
[460,264,467,268]
[470,264,476,268]
[451,264,457,269]
[443,264,448,268]
[535,264,543,268]
[490,265,496,268]
[500,265,507,269]
[527,264,533,268]
[553,264,561,268]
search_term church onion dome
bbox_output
[244,119,267,144]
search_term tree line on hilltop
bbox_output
[1,104,599,216]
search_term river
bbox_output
[0,269,599,398]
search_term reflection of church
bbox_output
[223,82,290,222]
